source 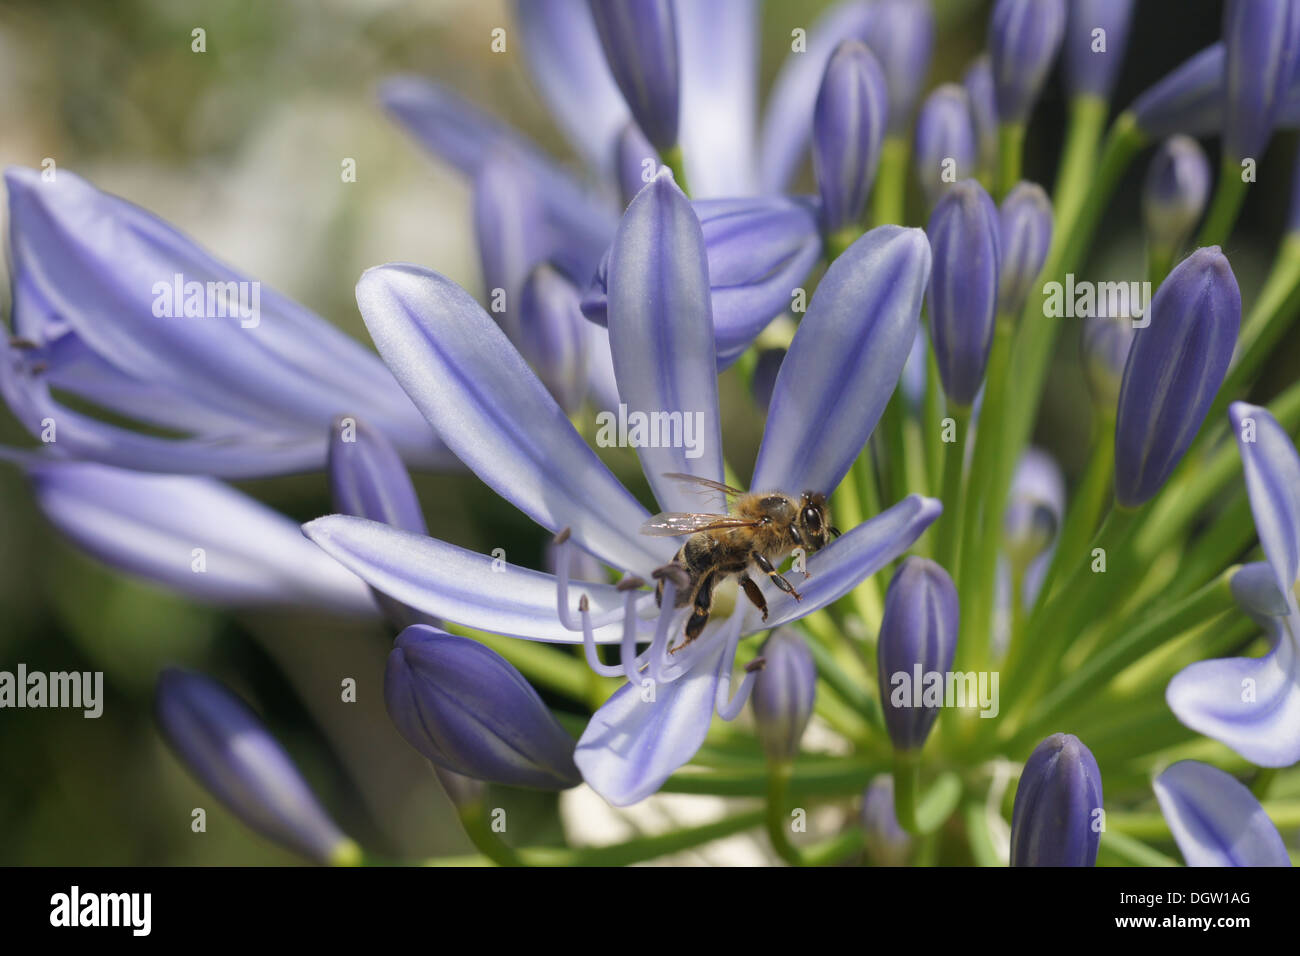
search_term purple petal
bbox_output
[752,225,931,496]
[587,0,681,152]
[605,170,724,512]
[303,515,632,643]
[1167,631,1300,767]
[575,627,728,805]
[328,416,426,534]
[354,263,669,572]
[30,462,375,614]
[756,494,943,632]
[4,167,439,471]
[1231,402,1300,614]
[1154,761,1292,866]
[512,0,631,181]
[677,0,760,197]
[758,1,874,194]
[156,669,352,864]
[473,154,550,344]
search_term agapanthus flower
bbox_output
[1167,403,1300,766]
[304,173,939,804]
[1153,761,1292,867]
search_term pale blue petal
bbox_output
[752,225,930,495]
[355,263,671,572]
[1231,402,1300,615]
[1154,761,1291,867]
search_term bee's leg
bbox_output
[674,572,717,654]
[654,551,688,608]
[739,574,768,622]
[752,552,802,601]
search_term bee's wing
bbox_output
[662,472,747,498]
[639,512,762,537]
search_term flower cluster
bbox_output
[6,0,1300,867]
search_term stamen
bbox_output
[715,608,760,721]
[579,594,625,678]
[553,530,647,632]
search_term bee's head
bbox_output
[797,491,840,552]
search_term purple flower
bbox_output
[1222,0,1300,162]
[759,1,874,194]
[580,195,823,367]
[1080,315,1135,411]
[1113,247,1241,507]
[1003,447,1064,570]
[1009,733,1103,867]
[155,668,356,864]
[877,558,959,751]
[1167,403,1300,766]
[750,628,818,762]
[385,625,582,789]
[615,121,659,205]
[1142,135,1211,255]
[1153,761,1292,867]
[813,40,889,236]
[587,0,680,152]
[862,775,913,865]
[1130,44,1225,142]
[964,56,1000,178]
[1063,0,1135,101]
[518,264,590,414]
[1,167,445,477]
[304,175,937,805]
[862,0,935,135]
[998,181,1053,316]
[926,179,1002,406]
[989,0,1067,125]
[329,417,427,536]
[20,459,374,614]
[913,85,979,209]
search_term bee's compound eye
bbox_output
[802,507,822,532]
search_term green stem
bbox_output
[891,750,962,836]
[661,757,884,798]
[1195,156,1250,249]
[935,404,971,572]
[661,144,691,197]
[1110,801,1300,840]
[765,761,866,866]
[871,136,910,226]
[1003,567,1238,749]
[923,339,944,495]
[1098,830,1179,867]
[996,123,1026,199]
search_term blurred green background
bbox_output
[0,0,1292,864]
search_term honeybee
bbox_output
[640,473,841,650]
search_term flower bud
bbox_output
[1063,0,1135,101]
[615,121,659,206]
[1142,135,1211,256]
[1009,733,1103,867]
[1154,761,1291,867]
[588,0,680,151]
[813,40,889,235]
[1222,0,1300,163]
[750,629,817,762]
[964,56,999,178]
[1003,448,1064,569]
[1080,315,1135,411]
[1131,44,1224,141]
[1114,247,1240,507]
[385,624,581,789]
[155,669,356,864]
[877,558,959,751]
[997,182,1053,316]
[926,180,1001,406]
[913,85,978,209]
[989,0,1067,125]
[473,153,547,345]
[861,775,913,865]
[863,0,935,134]
[518,263,590,414]
[329,416,426,534]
